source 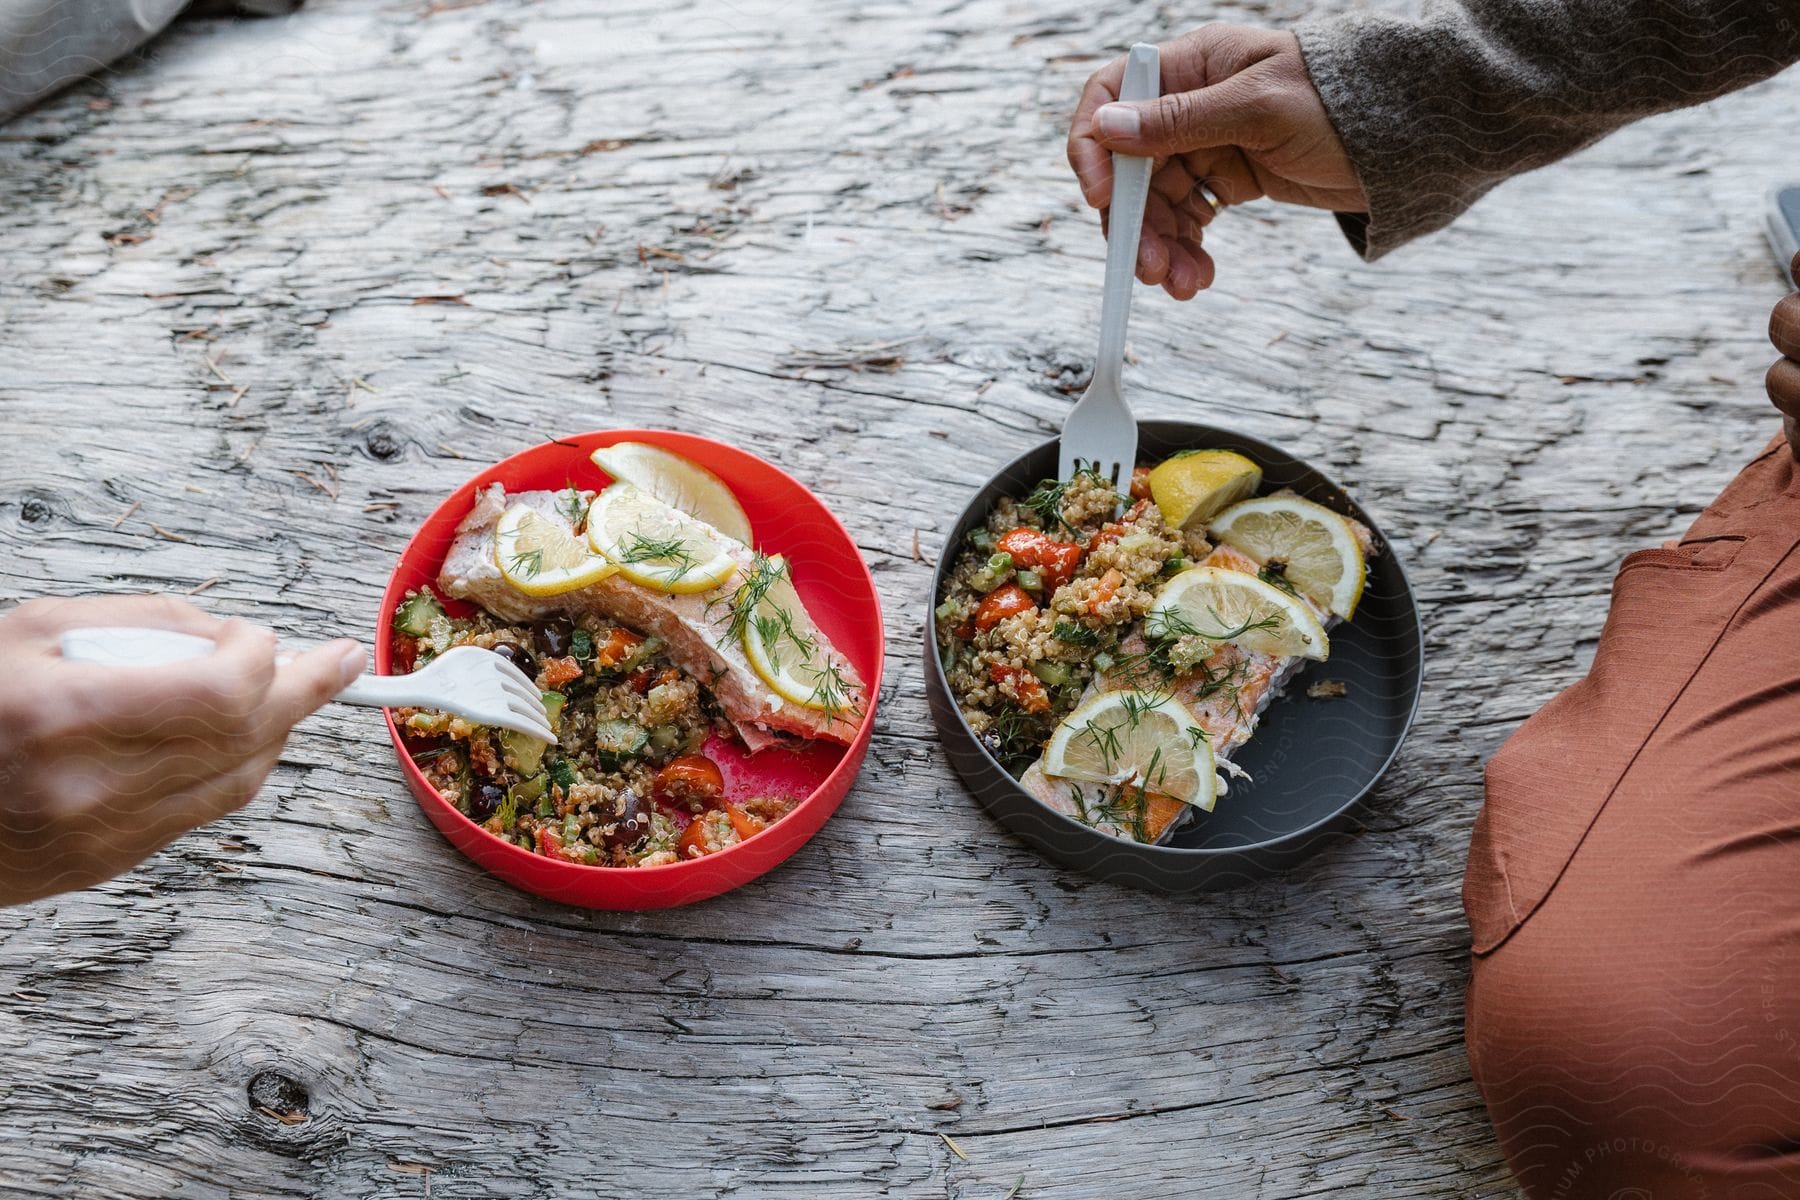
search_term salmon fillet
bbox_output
[437,484,865,749]
[1027,541,1345,844]
[1019,761,1196,843]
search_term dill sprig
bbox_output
[1258,563,1299,596]
[1076,780,1154,843]
[556,487,591,530]
[713,553,784,645]
[1079,714,1123,772]
[618,530,697,581]
[1052,621,1099,647]
[807,659,860,724]
[987,703,1051,774]
[506,547,545,578]
[1145,604,1283,645]
[1021,465,1110,533]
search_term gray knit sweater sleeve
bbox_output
[1294,0,1800,260]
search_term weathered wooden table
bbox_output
[2,0,1794,1195]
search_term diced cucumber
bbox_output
[594,719,650,766]
[499,728,548,778]
[426,614,456,655]
[649,724,682,753]
[509,774,547,807]
[618,635,662,674]
[969,552,1015,593]
[405,710,450,734]
[395,591,446,637]
[546,757,578,796]
[1031,660,1073,688]
[1016,568,1044,594]
[541,691,566,734]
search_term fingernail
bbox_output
[1096,104,1139,139]
[338,643,366,682]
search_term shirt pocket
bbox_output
[1616,534,1745,574]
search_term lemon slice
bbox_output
[586,483,739,594]
[590,442,754,545]
[495,503,618,596]
[738,555,855,715]
[1147,450,1263,531]
[1208,495,1365,619]
[1043,690,1219,812]
[1149,565,1330,661]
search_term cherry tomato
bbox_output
[974,583,1036,631]
[989,664,1050,713]
[597,626,647,668]
[627,666,657,693]
[678,816,713,859]
[1130,465,1152,501]
[724,803,762,841]
[653,754,725,809]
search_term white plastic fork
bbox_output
[1060,41,1161,492]
[59,627,556,743]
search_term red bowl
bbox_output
[375,429,884,909]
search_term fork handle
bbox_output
[1093,42,1160,397]
[59,626,384,705]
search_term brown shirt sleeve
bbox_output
[1294,0,1800,260]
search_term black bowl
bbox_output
[925,420,1425,894]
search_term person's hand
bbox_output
[1067,25,1366,299]
[1771,251,1800,460]
[0,595,365,907]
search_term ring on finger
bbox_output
[1195,182,1225,214]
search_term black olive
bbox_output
[539,624,571,657]
[489,641,537,680]
[469,782,505,822]
[602,790,651,850]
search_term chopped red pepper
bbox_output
[1088,499,1152,553]
[1036,541,1083,590]
[989,664,1050,713]
[1129,466,1152,501]
[996,527,1085,591]
[626,666,657,693]
[597,626,646,668]
[535,826,582,862]
[540,656,583,687]
[1089,568,1125,613]
[974,583,1036,631]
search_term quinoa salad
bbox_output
[392,591,799,868]
[936,451,1374,844]
[935,468,1189,773]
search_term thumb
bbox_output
[1092,79,1274,157]
[264,639,366,731]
